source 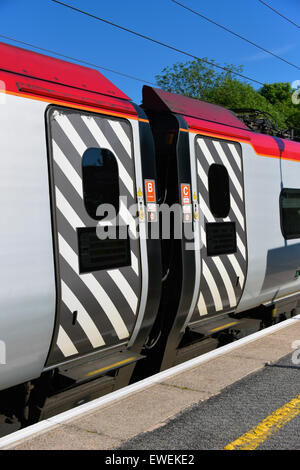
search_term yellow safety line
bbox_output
[209,321,238,333]
[85,356,137,377]
[224,394,300,450]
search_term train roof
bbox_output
[143,85,300,163]
[142,86,250,131]
[0,42,137,116]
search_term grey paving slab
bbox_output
[12,424,121,450]
[229,335,297,362]
[270,319,300,341]
[67,384,208,442]
[162,354,263,394]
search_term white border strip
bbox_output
[1,315,299,449]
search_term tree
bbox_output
[260,82,293,105]
[155,59,300,137]
[259,82,300,136]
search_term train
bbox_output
[0,41,300,426]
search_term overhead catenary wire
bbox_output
[50,0,266,86]
[258,0,300,29]
[171,0,300,70]
[0,33,156,86]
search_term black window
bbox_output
[82,148,119,220]
[280,188,300,239]
[208,164,230,218]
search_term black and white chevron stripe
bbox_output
[191,135,247,322]
[47,108,141,364]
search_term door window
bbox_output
[82,147,119,220]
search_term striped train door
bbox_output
[46,107,141,365]
[190,135,247,322]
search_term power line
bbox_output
[0,33,156,86]
[171,0,300,70]
[258,0,300,29]
[50,0,265,86]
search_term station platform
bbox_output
[1,316,300,450]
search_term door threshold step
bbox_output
[189,316,241,337]
[188,316,262,340]
[58,350,145,383]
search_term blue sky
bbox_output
[0,0,299,103]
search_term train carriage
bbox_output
[0,42,161,421]
[140,85,300,371]
[1,41,300,424]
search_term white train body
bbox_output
[0,43,299,423]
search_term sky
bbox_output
[0,0,299,103]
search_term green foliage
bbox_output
[155,59,300,136]
[260,82,294,105]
